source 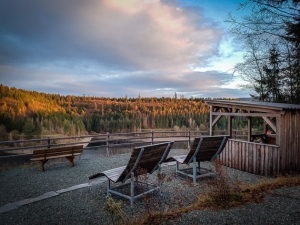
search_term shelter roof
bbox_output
[205,100,300,112]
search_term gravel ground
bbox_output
[0,149,300,225]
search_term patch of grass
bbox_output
[193,174,300,210]
[141,212,181,225]
[103,196,132,225]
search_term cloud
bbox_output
[0,0,248,98]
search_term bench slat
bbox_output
[31,153,82,161]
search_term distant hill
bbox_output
[0,84,244,141]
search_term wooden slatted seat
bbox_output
[31,145,83,171]
[165,136,228,183]
[89,142,174,205]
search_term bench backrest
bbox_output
[32,145,83,159]
[184,136,228,164]
[118,142,174,182]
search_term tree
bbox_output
[63,119,71,135]
[23,119,34,139]
[285,15,300,102]
[0,125,7,141]
[227,0,300,43]
[35,123,43,138]
[247,46,284,102]
[233,39,269,101]
[262,47,284,102]
[228,0,300,103]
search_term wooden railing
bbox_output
[220,139,279,176]
[0,130,271,156]
[0,130,211,157]
[1,131,280,176]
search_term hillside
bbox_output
[0,84,242,141]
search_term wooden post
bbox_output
[210,105,213,136]
[151,130,154,145]
[47,137,50,148]
[247,117,252,142]
[276,115,280,146]
[188,130,191,149]
[228,116,233,138]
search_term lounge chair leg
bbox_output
[193,157,197,184]
[158,165,162,195]
[130,172,134,205]
[176,161,179,173]
[107,179,111,196]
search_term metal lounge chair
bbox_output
[165,136,228,183]
[89,142,174,205]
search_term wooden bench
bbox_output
[31,145,84,171]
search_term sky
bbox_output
[0,0,250,99]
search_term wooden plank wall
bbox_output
[220,139,279,176]
[280,110,300,174]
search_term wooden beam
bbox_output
[212,115,223,127]
[211,112,278,117]
[262,116,277,133]
[263,120,267,134]
[205,100,285,114]
[213,106,221,112]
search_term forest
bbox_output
[0,84,248,141]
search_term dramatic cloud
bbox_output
[0,0,248,98]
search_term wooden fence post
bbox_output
[188,130,190,149]
[151,130,154,145]
[47,137,50,148]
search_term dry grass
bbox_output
[137,160,300,224]
[103,196,132,225]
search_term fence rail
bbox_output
[0,130,212,156]
[0,130,253,158]
[1,131,280,177]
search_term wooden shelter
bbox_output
[205,100,300,176]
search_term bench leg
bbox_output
[39,160,48,171]
[66,156,74,167]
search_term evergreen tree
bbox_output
[23,119,34,139]
[285,16,300,103]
